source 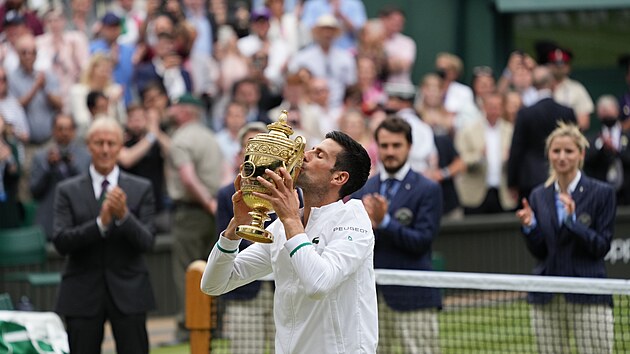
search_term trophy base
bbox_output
[236,225,273,243]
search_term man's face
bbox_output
[142,87,168,110]
[376,129,410,174]
[16,41,37,70]
[225,104,247,132]
[251,19,270,37]
[309,80,329,107]
[53,116,76,146]
[235,83,259,106]
[88,127,122,175]
[101,24,121,43]
[126,108,147,135]
[313,26,338,47]
[483,95,503,124]
[297,138,342,192]
[94,97,109,115]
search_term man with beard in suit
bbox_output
[352,117,442,353]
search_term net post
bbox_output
[186,260,212,354]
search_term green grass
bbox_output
[150,343,189,354]
[438,295,629,353]
[193,295,630,353]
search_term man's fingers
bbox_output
[234,174,242,191]
[263,168,285,188]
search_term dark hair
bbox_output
[52,113,76,129]
[325,131,371,198]
[231,77,260,97]
[374,116,412,145]
[140,81,168,102]
[86,90,107,111]
[378,5,403,18]
[343,84,363,106]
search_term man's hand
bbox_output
[224,174,252,240]
[361,194,388,229]
[254,167,302,239]
[99,200,113,226]
[34,72,46,90]
[47,147,61,165]
[106,186,129,220]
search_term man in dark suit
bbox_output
[134,31,193,101]
[30,114,90,240]
[52,117,156,354]
[584,95,630,206]
[508,65,577,204]
[352,117,442,354]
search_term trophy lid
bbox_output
[267,110,294,137]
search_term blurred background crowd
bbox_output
[0,0,629,233]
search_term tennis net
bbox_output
[207,270,630,353]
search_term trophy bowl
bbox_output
[236,110,306,243]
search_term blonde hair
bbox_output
[436,52,463,75]
[543,122,589,187]
[81,53,113,85]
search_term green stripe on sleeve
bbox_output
[289,242,313,257]
[217,244,238,254]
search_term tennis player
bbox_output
[201,131,378,353]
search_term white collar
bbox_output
[379,161,411,182]
[90,164,120,186]
[554,170,581,194]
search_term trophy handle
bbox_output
[287,136,306,180]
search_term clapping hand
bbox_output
[516,198,533,227]
[361,194,388,229]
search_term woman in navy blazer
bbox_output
[516,123,615,353]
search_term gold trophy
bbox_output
[236,110,306,243]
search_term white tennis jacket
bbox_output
[201,199,378,353]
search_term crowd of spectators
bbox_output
[1,0,628,349]
[0,0,628,231]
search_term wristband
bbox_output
[440,167,451,179]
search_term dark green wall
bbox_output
[362,0,627,101]
[363,0,461,83]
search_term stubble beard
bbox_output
[296,172,328,203]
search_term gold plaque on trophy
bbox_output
[236,110,306,243]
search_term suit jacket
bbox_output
[52,171,156,316]
[523,175,615,305]
[352,169,442,311]
[29,142,91,239]
[134,61,193,98]
[584,128,630,206]
[455,118,515,210]
[508,97,577,193]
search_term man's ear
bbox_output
[331,171,349,187]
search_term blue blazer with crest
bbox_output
[352,169,442,311]
[523,174,616,306]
